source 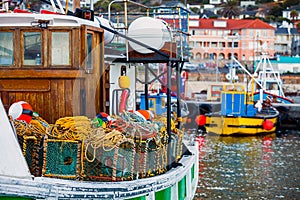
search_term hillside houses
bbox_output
[189,18,275,64]
[2,0,300,68]
[282,3,300,20]
[275,27,300,56]
[185,2,300,68]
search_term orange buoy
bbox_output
[262,120,274,130]
[134,110,154,121]
[8,101,33,123]
[195,114,206,126]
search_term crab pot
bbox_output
[18,135,44,177]
[84,140,135,181]
[155,145,168,174]
[133,137,168,178]
[168,131,184,163]
[42,139,82,179]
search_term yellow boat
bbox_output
[203,84,279,135]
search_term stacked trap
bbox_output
[13,111,183,181]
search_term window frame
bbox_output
[86,31,94,72]
[0,31,14,67]
[49,30,72,67]
[21,30,43,67]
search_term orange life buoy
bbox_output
[134,110,154,122]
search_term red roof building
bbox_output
[189,18,276,67]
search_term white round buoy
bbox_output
[127,17,172,54]
[8,101,33,123]
[225,73,232,80]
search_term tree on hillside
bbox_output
[190,7,200,14]
[269,3,283,17]
[94,0,123,13]
[220,0,241,19]
[265,15,275,23]
[179,0,208,4]
[290,9,299,21]
[256,0,273,3]
[283,0,300,9]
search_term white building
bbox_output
[282,4,300,20]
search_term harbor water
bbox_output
[194,131,300,199]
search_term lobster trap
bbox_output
[134,137,167,178]
[17,135,44,177]
[42,139,82,179]
[169,130,184,163]
[84,138,135,181]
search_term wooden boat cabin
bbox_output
[0,11,109,123]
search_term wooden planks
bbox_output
[0,24,108,124]
[0,80,50,92]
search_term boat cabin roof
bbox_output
[0,12,99,28]
[222,84,245,92]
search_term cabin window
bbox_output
[267,83,278,90]
[0,32,14,66]
[23,32,42,65]
[51,32,70,65]
[86,33,93,70]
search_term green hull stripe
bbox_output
[155,187,171,200]
[178,176,187,200]
[191,164,195,180]
[126,196,146,200]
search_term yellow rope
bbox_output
[84,128,125,162]
[50,116,93,140]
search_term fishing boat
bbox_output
[194,49,293,134]
[231,52,294,104]
[198,83,279,135]
[230,52,296,132]
[0,1,198,199]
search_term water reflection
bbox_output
[194,131,300,199]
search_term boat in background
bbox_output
[0,0,198,199]
[250,53,294,104]
[199,84,279,135]
[231,51,298,132]
[232,51,294,104]
[185,48,298,133]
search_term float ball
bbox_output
[262,120,274,130]
[134,110,154,122]
[96,112,112,127]
[8,101,33,123]
[195,114,206,126]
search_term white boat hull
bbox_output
[0,142,198,200]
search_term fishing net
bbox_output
[14,116,47,177]
[43,139,82,179]
[12,111,184,181]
